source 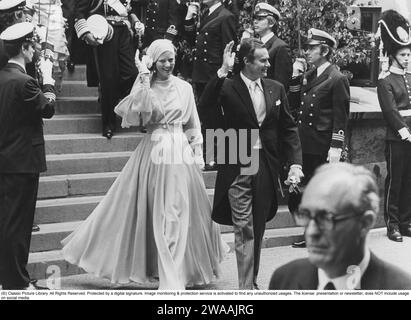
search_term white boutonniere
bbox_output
[276,99,281,106]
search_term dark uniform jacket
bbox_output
[0,63,55,173]
[143,0,180,47]
[74,0,138,87]
[288,63,350,155]
[184,4,237,83]
[269,253,411,290]
[0,39,8,70]
[377,68,411,141]
[264,34,292,92]
[199,74,302,225]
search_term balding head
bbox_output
[299,163,379,278]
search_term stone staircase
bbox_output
[27,66,303,280]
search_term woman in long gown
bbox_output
[61,39,227,290]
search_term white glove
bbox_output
[185,2,200,20]
[134,49,151,74]
[327,147,342,163]
[398,127,411,142]
[134,21,145,36]
[38,57,55,86]
[292,58,307,77]
[286,165,304,185]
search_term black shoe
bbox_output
[292,240,306,248]
[387,227,403,242]
[400,226,411,237]
[67,61,75,73]
[103,129,113,139]
[32,224,40,232]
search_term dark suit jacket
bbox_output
[269,253,411,290]
[199,74,302,225]
[288,64,350,155]
[0,63,55,173]
[264,35,292,92]
[184,5,237,83]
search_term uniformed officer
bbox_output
[0,0,28,69]
[376,10,411,242]
[143,0,180,48]
[287,28,350,248]
[0,22,55,290]
[75,0,138,139]
[184,0,237,100]
[253,2,292,91]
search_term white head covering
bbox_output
[146,39,175,63]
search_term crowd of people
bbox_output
[1,0,411,291]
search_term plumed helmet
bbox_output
[379,10,411,56]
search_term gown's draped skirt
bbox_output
[62,126,226,289]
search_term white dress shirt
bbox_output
[317,249,371,290]
[240,72,266,149]
[208,2,222,15]
[316,61,331,77]
[260,32,274,45]
[8,59,26,73]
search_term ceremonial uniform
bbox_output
[287,29,350,219]
[376,10,411,241]
[184,2,237,99]
[378,67,411,233]
[75,0,137,137]
[253,2,292,91]
[0,23,55,289]
[143,0,180,48]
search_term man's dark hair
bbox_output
[0,11,23,33]
[238,37,265,70]
[3,41,30,58]
[319,44,333,61]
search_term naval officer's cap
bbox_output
[305,28,337,49]
[254,2,281,20]
[0,0,26,13]
[0,21,34,43]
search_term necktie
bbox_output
[249,81,265,126]
[323,282,336,290]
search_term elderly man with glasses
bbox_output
[269,163,411,290]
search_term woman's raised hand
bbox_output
[135,49,150,74]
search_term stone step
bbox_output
[44,133,144,155]
[30,205,295,253]
[43,114,137,135]
[27,226,306,281]
[27,227,388,281]
[44,151,132,176]
[55,97,100,115]
[62,65,86,81]
[59,81,98,97]
[38,171,217,200]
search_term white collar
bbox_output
[208,2,222,15]
[260,32,274,44]
[316,61,331,77]
[317,249,371,290]
[389,66,411,75]
[8,59,26,72]
[240,72,263,91]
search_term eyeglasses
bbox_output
[295,208,363,231]
[253,16,267,21]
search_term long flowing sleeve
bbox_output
[183,84,204,168]
[114,74,158,128]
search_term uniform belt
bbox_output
[106,15,129,22]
